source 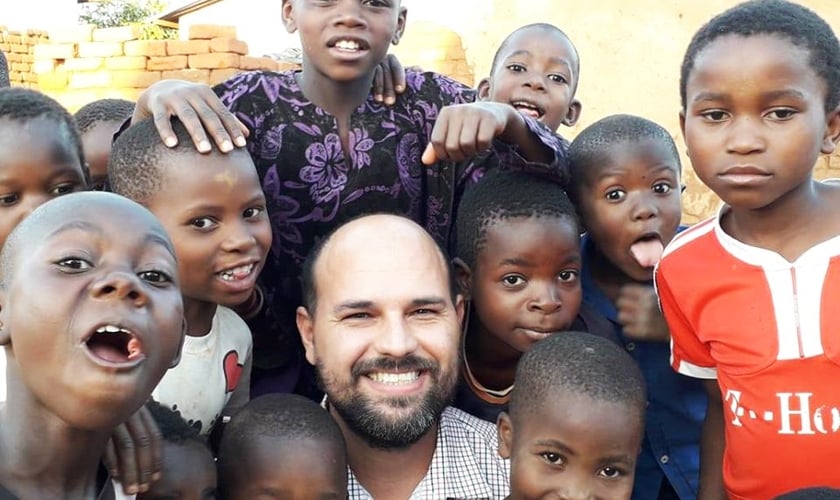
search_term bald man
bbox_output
[296,214,509,500]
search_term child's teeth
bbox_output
[336,40,360,51]
[220,264,253,281]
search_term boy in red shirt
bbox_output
[655,1,840,498]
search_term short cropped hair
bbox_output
[109,117,250,204]
[568,114,681,195]
[489,23,579,91]
[74,98,134,134]
[145,399,204,446]
[680,0,840,111]
[454,170,577,268]
[0,88,86,175]
[218,394,346,492]
[0,51,9,88]
[509,331,646,423]
[775,488,840,500]
[299,213,458,313]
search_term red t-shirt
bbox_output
[655,210,840,500]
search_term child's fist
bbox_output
[616,283,670,342]
[422,102,518,164]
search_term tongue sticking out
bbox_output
[630,239,664,268]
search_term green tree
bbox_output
[78,0,177,40]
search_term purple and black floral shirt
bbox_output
[215,69,569,382]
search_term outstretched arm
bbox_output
[421,102,553,165]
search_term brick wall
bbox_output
[32,24,298,112]
[1,28,48,88]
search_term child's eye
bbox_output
[50,183,78,196]
[700,110,728,122]
[540,452,563,465]
[605,189,626,202]
[362,0,389,6]
[502,274,525,287]
[558,270,579,283]
[56,257,92,272]
[190,217,217,230]
[598,466,625,479]
[548,74,567,84]
[652,182,673,194]
[767,108,797,120]
[506,63,526,73]
[243,206,265,219]
[138,270,173,285]
[0,193,19,207]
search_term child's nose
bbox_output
[90,270,148,307]
[529,284,562,312]
[631,197,658,221]
[221,221,258,252]
[523,73,546,91]
[332,0,366,28]
[726,116,766,155]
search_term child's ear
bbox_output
[296,306,317,366]
[497,411,513,459]
[562,99,582,127]
[476,78,491,101]
[821,104,840,155]
[281,0,297,33]
[452,257,472,300]
[391,6,408,46]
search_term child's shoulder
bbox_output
[402,69,476,104]
[213,306,253,351]
[660,217,718,263]
[214,70,298,102]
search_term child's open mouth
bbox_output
[630,234,664,268]
[327,37,370,54]
[85,324,144,366]
[511,100,545,119]
[218,263,255,282]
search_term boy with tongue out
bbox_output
[569,114,706,500]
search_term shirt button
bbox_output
[660,455,669,464]
[626,342,636,352]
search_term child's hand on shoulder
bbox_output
[616,283,671,342]
[422,101,520,164]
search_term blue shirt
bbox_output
[581,234,706,500]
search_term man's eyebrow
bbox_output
[411,297,447,308]
[333,300,374,314]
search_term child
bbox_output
[128,0,569,398]
[74,98,135,191]
[452,169,617,423]
[0,191,184,499]
[137,400,216,500]
[498,331,646,500]
[478,23,582,132]
[655,1,840,498]
[569,114,706,500]
[0,87,89,401]
[0,87,88,249]
[109,117,270,436]
[217,393,347,500]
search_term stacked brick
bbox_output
[0,28,49,88]
[33,24,298,112]
[392,21,474,87]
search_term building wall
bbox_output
[21,1,840,222]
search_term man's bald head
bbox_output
[300,214,456,314]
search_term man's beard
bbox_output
[318,354,457,450]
